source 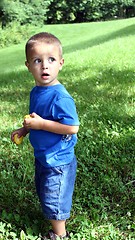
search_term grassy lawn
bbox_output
[0,18,135,239]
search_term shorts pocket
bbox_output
[52,166,63,174]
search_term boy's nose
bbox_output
[42,60,48,69]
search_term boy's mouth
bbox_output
[42,73,49,77]
[41,73,50,79]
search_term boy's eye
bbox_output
[48,57,55,63]
[34,59,41,64]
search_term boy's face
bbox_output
[25,42,64,87]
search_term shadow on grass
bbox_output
[62,65,134,218]
[0,129,49,235]
[62,65,135,117]
[64,24,135,53]
[0,70,34,116]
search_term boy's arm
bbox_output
[40,119,79,134]
[23,112,79,134]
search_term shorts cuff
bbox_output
[45,212,70,220]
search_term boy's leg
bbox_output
[35,157,77,237]
[50,219,66,236]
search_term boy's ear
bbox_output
[59,58,64,70]
[25,61,30,71]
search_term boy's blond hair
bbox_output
[25,32,63,60]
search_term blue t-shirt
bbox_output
[29,84,79,168]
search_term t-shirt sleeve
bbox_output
[52,97,79,125]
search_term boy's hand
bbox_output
[11,127,28,143]
[23,112,44,130]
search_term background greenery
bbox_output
[0,0,135,26]
[0,17,135,239]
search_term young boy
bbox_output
[11,32,79,240]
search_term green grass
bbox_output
[0,18,135,240]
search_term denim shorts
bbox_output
[35,156,77,220]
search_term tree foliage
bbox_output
[0,0,52,27]
[0,0,135,26]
